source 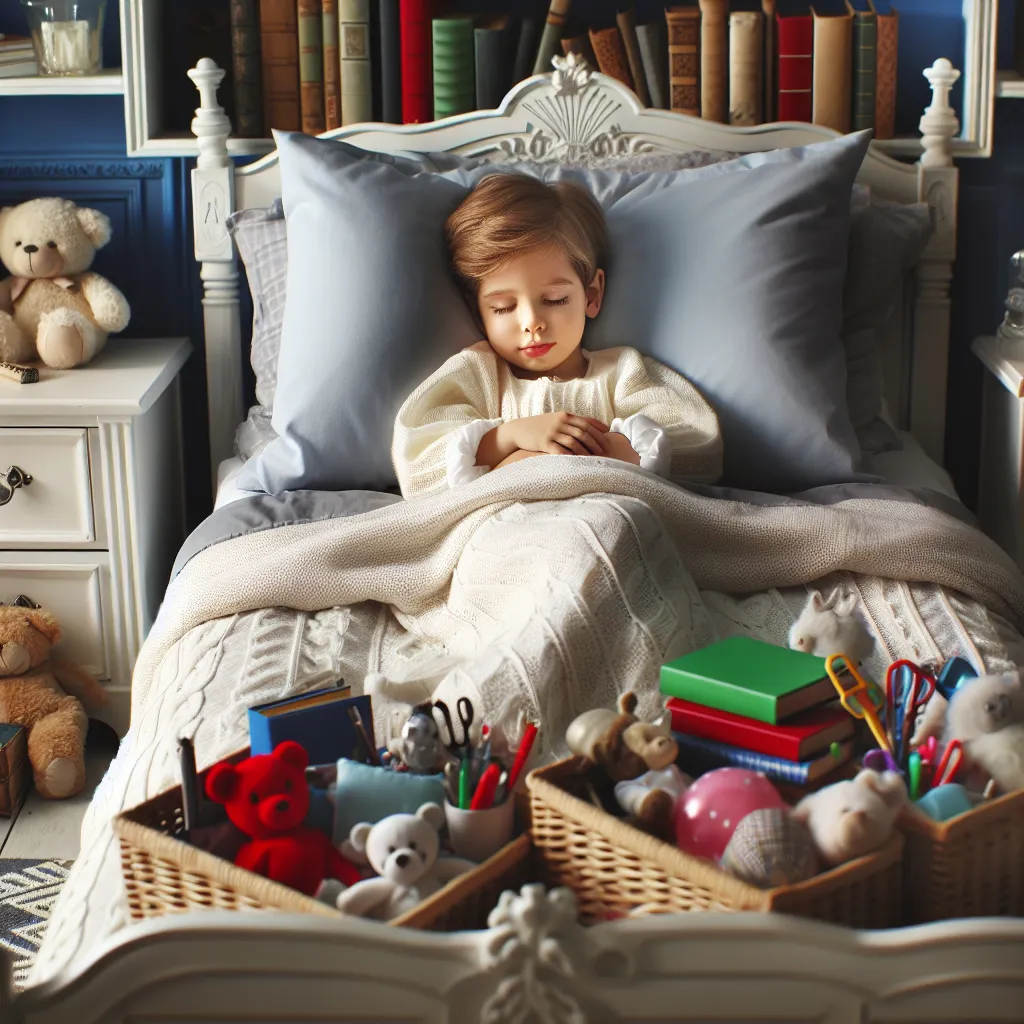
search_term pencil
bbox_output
[178,737,200,832]
[347,705,381,766]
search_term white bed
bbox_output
[8,56,1024,1024]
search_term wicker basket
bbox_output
[898,788,1024,923]
[114,749,534,932]
[527,756,904,928]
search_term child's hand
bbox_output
[509,413,611,456]
[603,431,641,465]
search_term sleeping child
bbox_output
[392,173,723,498]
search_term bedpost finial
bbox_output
[188,58,233,168]
[918,57,960,169]
[187,58,226,113]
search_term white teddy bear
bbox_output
[333,803,475,921]
[791,768,906,868]
[0,197,131,369]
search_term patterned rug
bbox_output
[0,859,72,989]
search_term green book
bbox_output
[851,0,877,131]
[660,636,838,725]
[432,17,476,119]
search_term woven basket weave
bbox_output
[114,748,533,932]
[899,788,1024,923]
[527,756,904,928]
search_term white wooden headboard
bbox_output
[186,55,961,484]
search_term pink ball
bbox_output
[674,768,787,862]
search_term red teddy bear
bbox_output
[205,740,360,896]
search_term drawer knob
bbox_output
[0,465,32,506]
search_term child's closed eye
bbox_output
[491,296,569,315]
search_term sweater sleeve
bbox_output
[610,348,723,484]
[392,343,504,498]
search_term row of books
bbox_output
[0,34,37,79]
[660,635,859,786]
[222,0,899,140]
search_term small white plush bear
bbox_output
[945,670,1024,793]
[791,768,906,868]
[788,588,874,665]
[0,197,131,369]
[334,802,475,921]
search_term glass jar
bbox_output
[20,0,105,76]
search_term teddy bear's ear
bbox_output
[205,762,240,804]
[271,740,308,772]
[789,791,815,824]
[855,768,907,809]
[416,802,446,832]
[618,691,637,716]
[75,206,113,249]
[347,822,373,854]
[25,609,61,645]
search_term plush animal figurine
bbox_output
[788,588,874,664]
[0,197,130,369]
[566,692,682,837]
[205,740,362,896]
[791,768,906,868]
[945,671,1024,793]
[387,704,451,774]
[0,604,108,799]
[333,803,475,920]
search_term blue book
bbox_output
[247,686,375,767]
[672,731,853,786]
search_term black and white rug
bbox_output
[0,859,72,989]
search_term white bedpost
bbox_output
[913,57,961,468]
[188,58,244,486]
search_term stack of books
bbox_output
[660,635,857,786]
[0,34,38,79]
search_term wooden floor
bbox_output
[0,722,119,861]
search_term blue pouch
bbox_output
[329,759,446,845]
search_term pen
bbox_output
[347,705,382,767]
[444,760,460,804]
[908,751,922,801]
[458,754,471,809]
[505,722,538,796]
[178,736,200,833]
[470,762,501,810]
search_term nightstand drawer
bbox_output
[0,428,97,545]
[0,552,111,680]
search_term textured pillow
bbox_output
[235,132,481,494]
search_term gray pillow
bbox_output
[238,130,870,494]
[235,132,480,494]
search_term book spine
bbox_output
[776,12,812,123]
[673,732,811,784]
[665,7,700,117]
[340,0,373,125]
[475,26,504,109]
[514,14,543,83]
[852,8,876,131]
[668,701,801,760]
[699,0,728,122]
[399,0,431,123]
[379,0,402,123]
[247,708,275,757]
[636,19,669,110]
[761,0,776,121]
[561,34,597,70]
[533,0,571,76]
[874,8,898,139]
[659,668,777,723]
[617,7,651,106]
[298,0,326,134]
[323,0,342,129]
[811,5,853,133]
[729,11,762,125]
[432,18,475,120]
[588,26,635,91]
[230,0,264,138]
[260,0,302,132]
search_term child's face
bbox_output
[476,245,604,377]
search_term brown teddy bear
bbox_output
[0,197,131,369]
[0,604,109,799]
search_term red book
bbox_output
[400,0,432,124]
[776,12,813,123]
[667,697,854,761]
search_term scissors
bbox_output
[934,656,978,701]
[826,654,890,753]
[432,697,475,754]
[933,739,964,789]
[885,660,936,767]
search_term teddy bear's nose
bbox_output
[275,799,288,812]
[395,853,410,868]
[22,244,38,254]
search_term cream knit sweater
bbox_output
[393,342,723,497]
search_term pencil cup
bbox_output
[444,796,515,863]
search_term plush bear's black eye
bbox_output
[14,241,20,247]
[408,841,417,851]
[249,791,259,805]
[388,845,396,854]
[46,240,56,249]
[284,778,292,792]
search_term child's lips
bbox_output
[521,343,554,358]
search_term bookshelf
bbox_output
[0,67,123,95]
[114,0,999,158]
[997,69,1024,98]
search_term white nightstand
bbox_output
[0,337,191,738]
